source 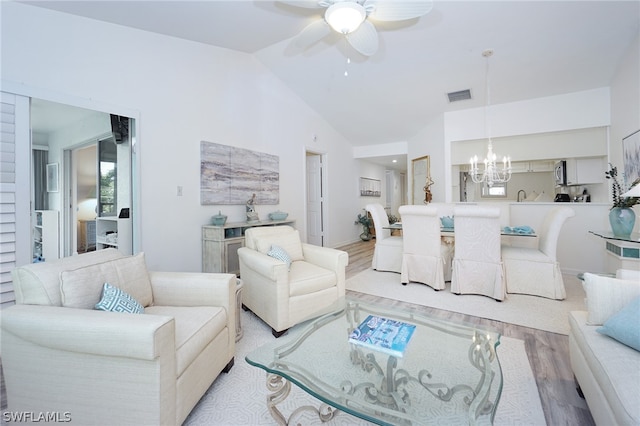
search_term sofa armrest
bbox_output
[1,304,175,359]
[149,271,236,308]
[302,243,349,272]
[237,247,289,281]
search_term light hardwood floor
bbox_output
[0,241,595,425]
[340,238,595,426]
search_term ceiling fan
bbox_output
[282,0,434,56]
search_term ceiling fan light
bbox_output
[325,2,366,34]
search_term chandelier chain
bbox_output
[470,49,511,187]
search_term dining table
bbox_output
[384,222,538,238]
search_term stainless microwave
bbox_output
[554,160,567,186]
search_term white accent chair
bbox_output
[2,249,236,426]
[502,206,575,300]
[238,225,348,337]
[398,205,447,290]
[451,206,506,301]
[366,203,402,273]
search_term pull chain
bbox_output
[344,37,350,77]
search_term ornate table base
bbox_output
[266,373,337,425]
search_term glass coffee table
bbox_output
[246,297,503,425]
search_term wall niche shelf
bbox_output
[33,210,59,262]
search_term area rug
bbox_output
[346,269,586,335]
[184,309,545,425]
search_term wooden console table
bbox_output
[202,219,295,275]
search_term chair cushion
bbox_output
[501,246,552,262]
[145,305,227,376]
[583,272,640,325]
[597,296,640,351]
[95,282,145,314]
[60,253,153,309]
[288,261,336,297]
[255,230,304,261]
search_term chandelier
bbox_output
[470,49,511,187]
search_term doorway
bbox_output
[305,151,325,246]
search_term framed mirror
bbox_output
[412,155,431,204]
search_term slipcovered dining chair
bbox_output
[427,202,457,281]
[398,205,447,290]
[451,206,506,301]
[502,206,575,300]
[366,203,402,273]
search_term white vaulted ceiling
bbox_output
[20,0,640,147]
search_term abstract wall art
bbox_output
[200,141,279,205]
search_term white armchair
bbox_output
[238,225,348,337]
[2,249,236,426]
[502,206,575,300]
[451,206,505,301]
[366,203,402,273]
[398,205,447,290]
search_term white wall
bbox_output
[442,88,611,201]
[610,31,640,234]
[407,113,446,202]
[2,3,361,271]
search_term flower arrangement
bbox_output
[605,164,640,209]
[356,213,372,241]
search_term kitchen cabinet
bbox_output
[566,157,604,186]
[511,160,555,173]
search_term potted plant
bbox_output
[605,164,640,237]
[356,213,372,241]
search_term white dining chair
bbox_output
[425,202,455,281]
[365,203,402,273]
[451,206,506,301]
[398,205,447,290]
[502,206,575,300]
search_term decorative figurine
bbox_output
[424,176,434,204]
[246,193,259,223]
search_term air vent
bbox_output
[447,89,472,103]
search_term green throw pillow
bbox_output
[95,282,144,314]
[597,296,640,352]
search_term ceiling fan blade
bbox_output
[277,0,329,9]
[367,0,434,21]
[294,19,332,49]
[347,20,379,56]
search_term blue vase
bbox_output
[609,207,636,238]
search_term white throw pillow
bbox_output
[255,230,304,261]
[60,253,153,309]
[583,272,640,325]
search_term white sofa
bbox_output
[569,270,640,425]
[2,248,236,425]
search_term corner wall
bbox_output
[1,2,362,271]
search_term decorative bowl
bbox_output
[211,210,227,226]
[440,216,454,229]
[269,211,288,221]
